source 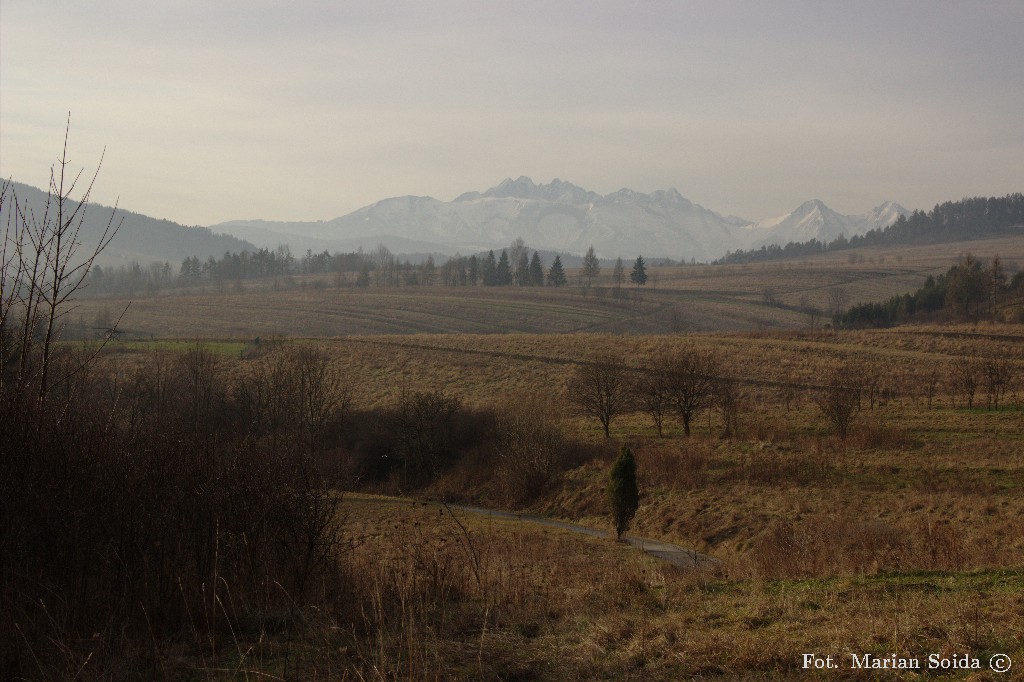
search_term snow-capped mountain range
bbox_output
[211,178,908,261]
[749,199,908,248]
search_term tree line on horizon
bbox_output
[83,241,650,295]
[716,193,1024,265]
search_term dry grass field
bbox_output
[205,495,1024,679]
[74,235,1024,338]
[76,321,1024,678]
[346,326,1024,679]
[144,323,1021,410]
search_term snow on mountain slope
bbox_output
[293,178,753,260]
[751,199,856,245]
[751,199,909,247]
[866,201,909,230]
[209,178,907,260]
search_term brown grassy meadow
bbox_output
[67,318,1024,678]
[303,496,1024,680]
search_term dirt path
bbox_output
[443,503,720,570]
[346,494,718,569]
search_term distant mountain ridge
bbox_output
[2,181,255,267]
[211,177,908,261]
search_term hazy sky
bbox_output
[2,1,1022,226]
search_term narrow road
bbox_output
[443,503,720,570]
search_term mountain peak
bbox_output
[869,200,906,213]
[484,176,538,198]
[649,188,689,206]
[749,197,909,247]
[467,176,598,203]
[795,198,829,213]
[867,200,909,227]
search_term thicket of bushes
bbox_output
[0,342,352,679]
[0,334,602,678]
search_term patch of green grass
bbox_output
[112,339,249,356]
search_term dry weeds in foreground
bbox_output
[266,497,1023,680]
[46,327,1024,678]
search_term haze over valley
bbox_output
[210,176,909,262]
[3,175,909,266]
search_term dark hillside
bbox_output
[1,181,255,266]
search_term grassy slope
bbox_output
[97,327,1024,579]
[314,496,1024,680]
[338,326,1024,678]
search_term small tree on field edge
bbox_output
[581,245,600,288]
[630,255,648,286]
[607,446,639,540]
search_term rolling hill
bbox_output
[1,181,255,267]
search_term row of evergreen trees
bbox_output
[86,242,651,295]
[424,249,563,287]
[420,247,649,289]
[179,245,366,282]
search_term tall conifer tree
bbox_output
[548,255,567,287]
[607,446,639,539]
[528,251,545,286]
[630,255,648,286]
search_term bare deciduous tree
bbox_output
[950,355,980,409]
[238,344,350,453]
[983,357,1013,410]
[716,376,744,438]
[494,396,569,503]
[566,352,630,438]
[581,245,600,289]
[988,254,1007,320]
[390,389,462,485]
[815,361,860,438]
[1,121,124,407]
[508,237,528,284]
[292,344,350,453]
[238,345,296,444]
[921,365,941,410]
[662,348,721,437]
[631,369,672,437]
[612,256,625,292]
[859,361,883,410]
[800,294,822,329]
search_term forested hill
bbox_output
[718,194,1024,264]
[1,181,255,266]
[836,253,1024,328]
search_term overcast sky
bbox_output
[2,1,1022,226]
